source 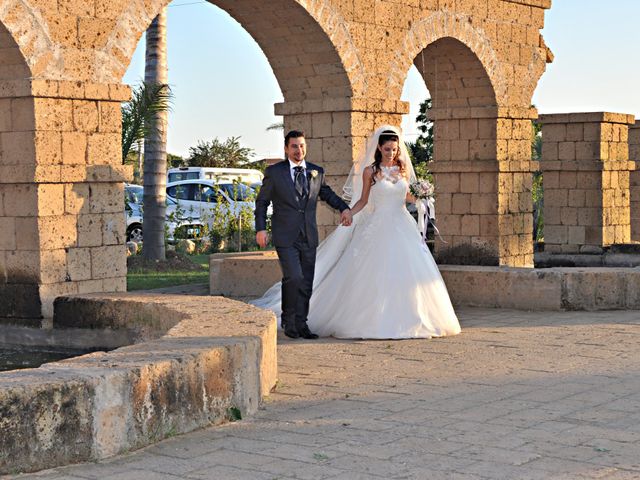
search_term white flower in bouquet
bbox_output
[409,179,435,200]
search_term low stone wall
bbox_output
[0,294,277,475]
[210,251,282,297]
[211,251,640,311]
[535,251,640,268]
[441,265,640,310]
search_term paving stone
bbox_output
[255,458,344,480]
[100,470,182,480]
[183,465,278,480]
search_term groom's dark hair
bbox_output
[285,130,305,146]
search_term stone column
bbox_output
[0,80,132,325]
[275,97,408,240]
[629,121,640,241]
[430,106,537,267]
[539,113,636,253]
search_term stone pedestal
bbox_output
[431,107,537,267]
[629,121,640,241]
[0,80,132,325]
[539,113,636,253]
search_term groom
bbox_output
[255,130,352,339]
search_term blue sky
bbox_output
[124,0,640,160]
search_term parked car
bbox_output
[125,183,204,243]
[167,167,263,186]
[125,184,144,242]
[166,179,259,230]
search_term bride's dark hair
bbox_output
[371,130,404,186]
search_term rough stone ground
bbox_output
[7,308,640,480]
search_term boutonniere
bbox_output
[309,169,319,179]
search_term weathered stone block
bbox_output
[90,245,126,279]
[1,131,36,165]
[66,247,92,281]
[0,217,16,250]
[72,100,99,132]
[89,182,123,214]
[102,212,125,246]
[37,215,77,250]
[14,217,39,250]
[311,112,332,138]
[37,184,65,216]
[460,173,479,193]
[34,98,74,131]
[87,132,121,166]
[77,213,103,247]
[460,215,480,236]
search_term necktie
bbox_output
[293,166,308,199]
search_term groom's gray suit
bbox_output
[255,160,349,335]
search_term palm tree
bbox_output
[142,8,169,261]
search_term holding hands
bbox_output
[341,209,353,227]
[256,207,352,250]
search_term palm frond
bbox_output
[121,82,173,162]
[266,122,284,132]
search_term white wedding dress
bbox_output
[251,166,461,339]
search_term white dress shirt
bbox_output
[288,159,307,182]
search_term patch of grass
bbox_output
[227,406,242,422]
[127,270,208,291]
[127,253,209,291]
[189,254,210,269]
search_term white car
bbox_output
[125,183,204,243]
[125,184,144,242]
[166,179,259,229]
[167,166,263,185]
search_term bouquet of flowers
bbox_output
[409,179,435,200]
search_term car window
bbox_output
[219,183,254,202]
[168,172,199,182]
[125,186,143,205]
[167,184,196,200]
[199,184,219,203]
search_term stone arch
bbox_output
[98,0,365,101]
[389,11,503,105]
[395,13,538,268]
[413,36,498,113]
[0,0,57,79]
[0,6,41,322]
[97,0,368,246]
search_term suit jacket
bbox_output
[255,160,349,248]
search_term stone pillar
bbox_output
[275,97,408,240]
[430,107,537,267]
[629,121,640,241]
[0,80,132,325]
[539,113,636,253]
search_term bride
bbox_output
[252,125,461,339]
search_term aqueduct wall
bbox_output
[0,0,553,324]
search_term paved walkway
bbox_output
[9,308,640,480]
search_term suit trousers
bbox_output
[275,232,317,331]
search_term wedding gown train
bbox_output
[251,171,461,339]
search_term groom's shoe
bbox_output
[283,326,300,339]
[298,326,319,340]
